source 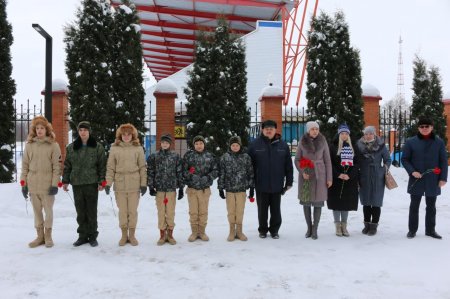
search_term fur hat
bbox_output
[338,123,350,135]
[417,116,433,126]
[306,121,319,132]
[193,135,205,145]
[261,120,277,129]
[229,136,242,146]
[161,134,172,144]
[28,116,55,142]
[363,126,376,135]
[115,123,140,146]
[77,121,91,131]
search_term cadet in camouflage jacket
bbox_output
[218,144,255,193]
[147,148,184,192]
[182,147,218,190]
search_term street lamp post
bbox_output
[32,24,52,122]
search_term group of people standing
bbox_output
[20,115,447,248]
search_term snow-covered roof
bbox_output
[41,79,68,93]
[154,78,177,94]
[362,83,380,97]
[259,85,283,99]
[443,91,450,101]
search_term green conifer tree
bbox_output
[0,0,16,183]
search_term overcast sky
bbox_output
[6,0,450,109]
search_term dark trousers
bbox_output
[256,191,282,234]
[363,205,381,223]
[73,184,99,240]
[409,195,437,234]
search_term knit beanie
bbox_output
[229,136,242,146]
[338,123,350,135]
[193,135,205,145]
[306,121,319,132]
[161,134,172,144]
[363,126,376,135]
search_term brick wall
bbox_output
[362,95,382,135]
[260,95,284,134]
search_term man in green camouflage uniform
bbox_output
[218,136,255,241]
[182,135,218,242]
[147,134,184,246]
[62,121,106,247]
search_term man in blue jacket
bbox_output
[402,116,448,239]
[248,120,293,239]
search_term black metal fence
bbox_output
[12,100,413,181]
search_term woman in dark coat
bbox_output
[401,116,448,239]
[327,124,359,237]
[357,126,391,236]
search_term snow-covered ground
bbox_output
[1,166,450,299]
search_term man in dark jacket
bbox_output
[62,121,106,247]
[402,116,448,239]
[248,120,293,239]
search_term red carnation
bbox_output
[189,167,195,174]
[349,162,353,166]
[299,157,314,170]
[101,180,107,187]
[433,167,441,175]
[20,180,25,187]
[249,197,255,203]
[57,182,63,188]
[164,198,168,205]
[341,161,347,166]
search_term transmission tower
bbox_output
[396,35,405,103]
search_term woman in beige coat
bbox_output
[105,124,147,246]
[20,116,61,248]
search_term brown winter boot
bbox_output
[198,225,209,241]
[119,228,128,246]
[236,224,248,241]
[128,228,139,246]
[44,228,54,248]
[167,229,177,245]
[157,229,166,246]
[341,222,350,237]
[335,222,343,237]
[227,223,236,241]
[188,225,198,242]
[29,227,45,248]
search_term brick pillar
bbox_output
[443,99,450,164]
[362,95,382,135]
[154,90,177,150]
[259,85,284,134]
[41,81,69,161]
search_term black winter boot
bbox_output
[303,206,312,238]
[362,222,370,234]
[367,223,378,236]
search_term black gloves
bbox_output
[219,189,226,199]
[178,188,184,200]
[48,186,58,196]
[149,188,157,196]
[249,187,255,198]
[22,186,28,199]
[105,185,111,195]
[281,185,292,195]
[140,186,147,196]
